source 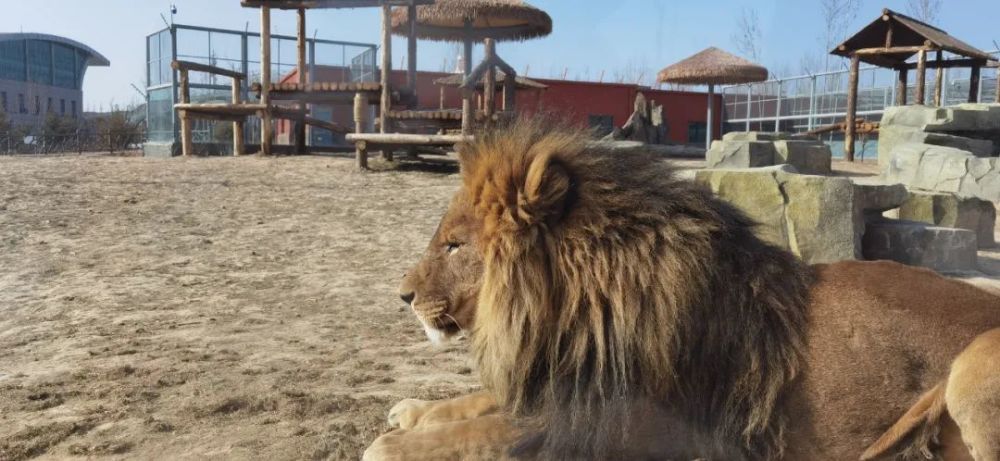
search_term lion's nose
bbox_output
[400,291,415,305]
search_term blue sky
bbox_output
[3,0,999,111]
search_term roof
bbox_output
[433,69,547,89]
[831,8,998,67]
[0,32,110,67]
[240,0,433,9]
[390,0,552,42]
[656,47,768,85]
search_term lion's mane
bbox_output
[459,120,814,460]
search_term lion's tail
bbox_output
[859,382,948,461]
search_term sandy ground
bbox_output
[0,155,478,460]
[1,154,998,461]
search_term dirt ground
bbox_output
[0,155,479,460]
[1,154,998,461]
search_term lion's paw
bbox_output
[387,398,433,429]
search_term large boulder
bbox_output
[862,220,979,272]
[705,140,776,169]
[773,140,832,175]
[878,104,1000,166]
[898,191,996,248]
[707,132,833,174]
[695,166,908,264]
[883,142,1000,201]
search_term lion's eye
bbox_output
[446,242,462,255]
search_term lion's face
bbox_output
[399,193,482,344]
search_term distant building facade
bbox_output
[0,33,110,130]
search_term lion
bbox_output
[368,120,1000,460]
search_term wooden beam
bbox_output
[380,4,391,135]
[172,60,245,80]
[844,54,860,162]
[896,68,908,106]
[933,51,943,107]
[346,133,471,145]
[903,58,990,70]
[231,76,245,156]
[853,45,935,56]
[295,8,308,154]
[915,49,927,105]
[354,92,367,170]
[406,2,417,104]
[260,5,273,155]
[884,21,893,48]
[482,39,496,120]
[968,65,981,103]
[240,0,434,9]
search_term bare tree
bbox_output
[819,0,862,71]
[731,7,762,62]
[906,0,942,24]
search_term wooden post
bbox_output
[844,54,860,162]
[179,69,192,156]
[407,2,418,105]
[896,68,908,106]
[483,39,496,120]
[260,5,273,155]
[354,92,367,170]
[295,8,307,154]
[933,51,943,106]
[439,86,445,110]
[461,20,473,135]
[705,83,714,151]
[968,65,981,103]
[231,76,244,156]
[503,74,515,111]
[915,49,927,105]
[380,4,392,135]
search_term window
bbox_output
[588,114,614,137]
[52,43,77,89]
[688,122,707,144]
[0,40,26,81]
[60,99,65,115]
[1,91,7,112]
[19,94,26,114]
[27,40,52,84]
[34,95,40,115]
[71,100,76,117]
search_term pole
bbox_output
[407,2,418,105]
[845,54,860,162]
[380,4,392,135]
[914,49,927,105]
[705,84,714,150]
[969,65,981,103]
[461,20,473,135]
[295,8,307,154]
[260,6,272,155]
[483,39,496,120]
[773,81,781,133]
[896,68,908,106]
[933,51,943,106]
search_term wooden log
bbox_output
[179,70,192,157]
[845,54,860,162]
[969,65,981,103]
[483,39,496,120]
[915,49,927,105]
[406,2,417,105]
[260,5,273,155]
[896,68,908,105]
[354,92,367,170]
[346,133,470,145]
[903,57,991,70]
[853,45,934,55]
[231,76,245,156]
[380,4,392,134]
[461,21,473,135]
[295,7,307,154]
[934,51,943,107]
[172,60,245,80]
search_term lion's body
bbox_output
[372,121,1000,460]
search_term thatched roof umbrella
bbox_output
[391,0,552,132]
[657,47,768,149]
[434,69,548,90]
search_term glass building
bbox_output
[0,33,110,130]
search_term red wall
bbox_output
[275,66,722,145]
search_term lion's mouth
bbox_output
[411,300,465,344]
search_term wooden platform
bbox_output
[346,133,472,170]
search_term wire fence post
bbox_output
[807,75,817,131]
[774,80,782,133]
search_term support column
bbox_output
[407,2,418,105]
[483,39,496,120]
[896,68,908,106]
[232,76,244,156]
[705,84,714,150]
[844,54,860,162]
[969,65,981,103]
[354,92,367,170]
[295,8,307,154]
[915,49,927,105]
[179,70,192,157]
[461,21,473,135]
[933,51,943,106]
[380,4,392,135]
[260,6,272,155]
[773,81,782,133]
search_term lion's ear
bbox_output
[520,153,572,225]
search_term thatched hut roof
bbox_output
[390,0,552,42]
[434,69,547,89]
[657,47,768,85]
